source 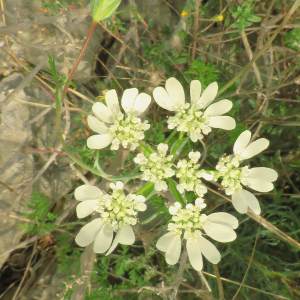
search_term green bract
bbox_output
[91,0,121,22]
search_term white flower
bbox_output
[74,182,147,254]
[175,151,213,197]
[232,167,278,215]
[87,88,151,151]
[134,143,175,192]
[216,131,278,215]
[156,203,238,271]
[233,130,269,161]
[153,78,236,141]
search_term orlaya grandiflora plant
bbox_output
[153,77,236,142]
[87,88,151,151]
[216,130,278,215]
[74,182,146,255]
[156,200,238,271]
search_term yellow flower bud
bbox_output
[91,0,121,22]
[181,10,188,17]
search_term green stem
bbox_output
[165,130,177,144]
[217,0,300,96]
[135,182,154,196]
[170,132,185,162]
[141,212,163,225]
[138,144,151,157]
[167,178,184,206]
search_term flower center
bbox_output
[168,201,207,239]
[109,112,150,150]
[167,103,211,141]
[93,188,141,230]
[216,155,250,195]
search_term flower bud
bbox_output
[91,0,121,22]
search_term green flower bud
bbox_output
[91,0,121,22]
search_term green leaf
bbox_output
[247,15,261,22]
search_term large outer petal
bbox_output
[74,185,102,201]
[206,212,238,229]
[241,138,269,159]
[190,80,201,105]
[233,130,251,155]
[87,134,113,149]
[204,100,232,117]
[198,237,221,264]
[153,87,177,111]
[165,234,181,265]
[92,102,113,123]
[247,179,274,192]
[87,115,109,134]
[235,189,261,215]
[131,93,151,116]
[121,88,139,113]
[248,167,278,182]
[76,200,98,218]
[106,89,120,115]
[186,237,203,271]
[196,82,218,108]
[117,225,135,245]
[165,77,185,107]
[93,224,113,253]
[156,232,176,252]
[202,222,237,242]
[209,116,236,130]
[232,190,249,214]
[75,218,103,247]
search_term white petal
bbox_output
[121,88,139,113]
[186,237,203,271]
[136,195,146,202]
[93,224,113,253]
[87,134,113,149]
[74,185,102,201]
[106,89,120,115]
[137,203,147,211]
[132,93,151,115]
[204,100,233,117]
[206,212,238,229]
[247,178,274,192]
[75,218,103,247]
[115,181,124,189]
[197,237,221,264]
[233,130,251,155]
[76,200,98,218]
[241,138,269,159]
[190,80,201,105]
[153,87,177,111]
[203,222,237,242]
[165,77,185,107]
[92,102,113,123]
[236,189,261,215]
[165,235,181,265]
[248,167,278,182]
[209,116,236,130]
[118,225,135,245]
[197,82,218,108]
[232,190,249,214]
[156,232,175,252]
[106,229,121,256]
[87,115,109,134]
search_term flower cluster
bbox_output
[175,151,213,196]
[134,144,175,191]
[153,78,236,142]
[215,130,278,215]
[87,88,151,151]
[74,182,146,255]
[157,201,238,271]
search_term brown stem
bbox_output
[61,20,97,103]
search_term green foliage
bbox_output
[19,192,58,235]
[284,28,300,51]
[184,60,220,89]
[229,0,261,32]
